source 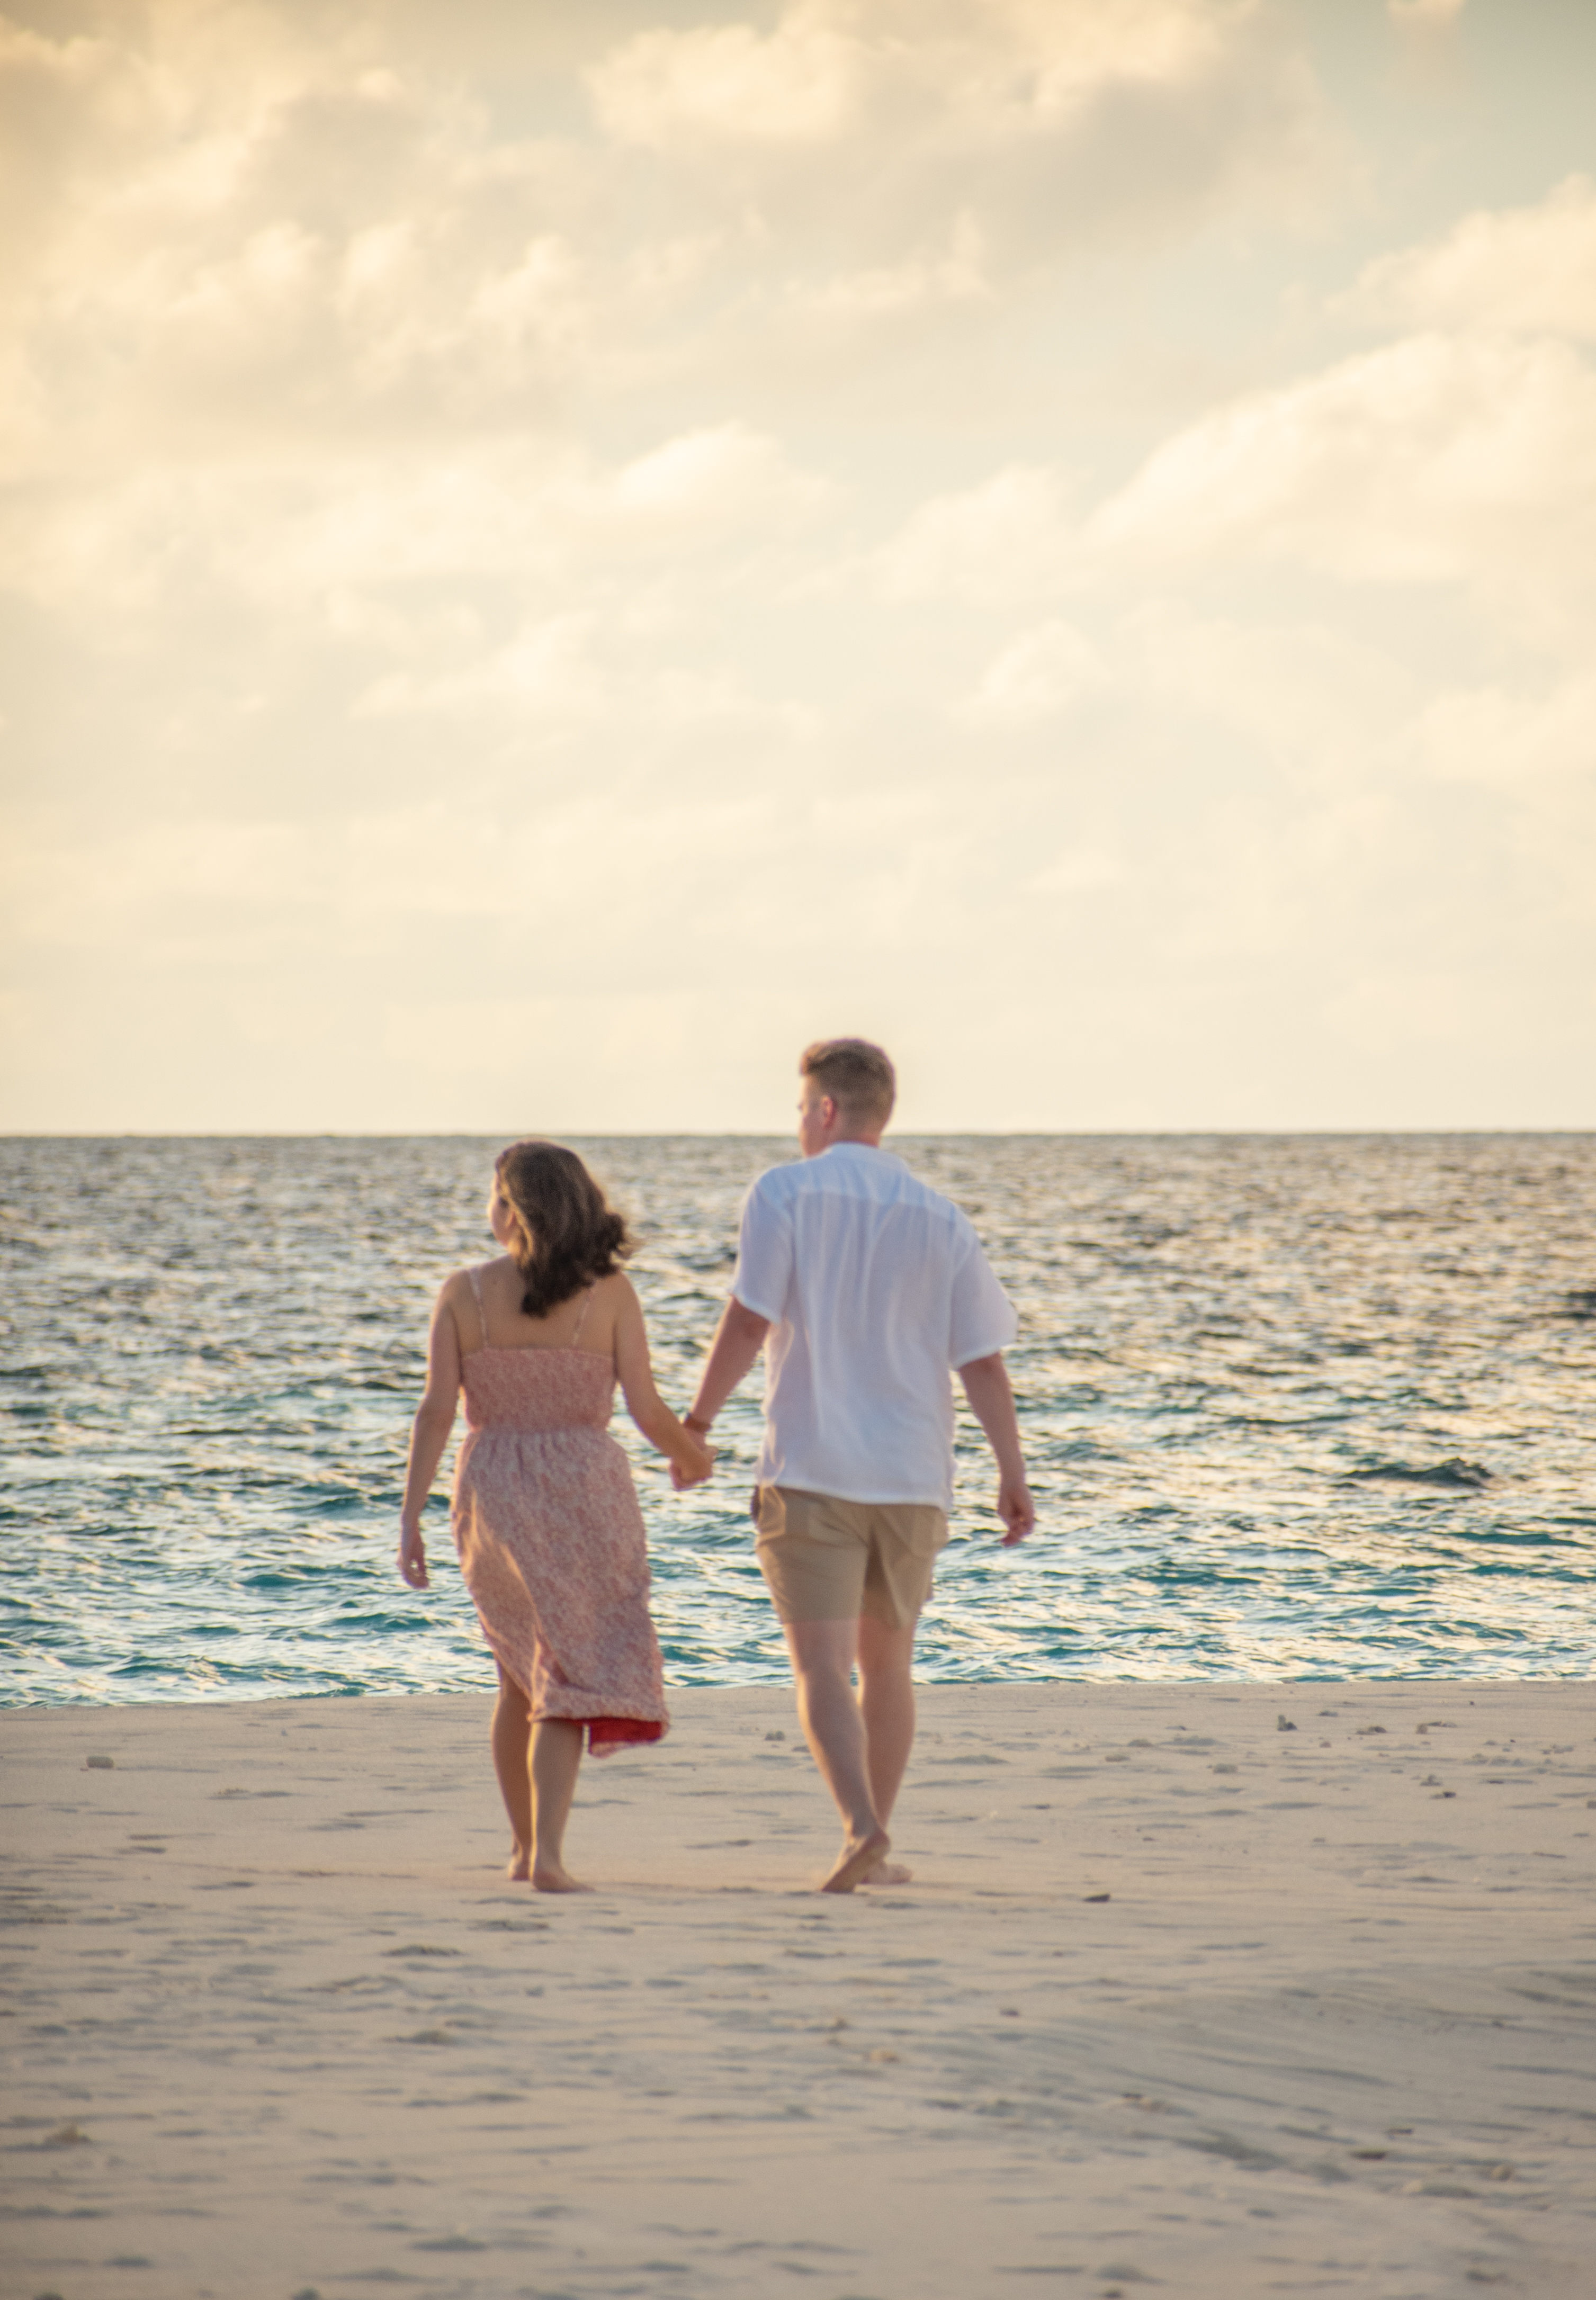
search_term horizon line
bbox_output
[3,1126,1594,1144]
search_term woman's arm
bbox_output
[612,1276,715,1486]
[398,1281,465,1588]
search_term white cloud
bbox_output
[1117,599,1419,768]
[1345,175,1596,343]
[1387,0,1465,25]
[349,606,819,732]
[877,465,1078,604]
[1063,179,1596,649]
[5,784,789,965]
[1412,675,1596,795]
[607,424,838,533]
[1028,847,1122,893]
[963,620,1106,723]
[589,10,860,149]
[0,24,603,461]
[0,418,839,618]
[1325,967,1482,1055]
[588,0,1340,280]
[0,0,1341,494]
[884,312,1596,635]
[352,614,600,722]
[800,212,990,319]
[591,0,1257,159]
[55,818,308,912]
[1091,333,1596,616]
[4,3,1594,1130]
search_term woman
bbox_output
[399,1140,712,1891]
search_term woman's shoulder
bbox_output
[579,1268,637,1330]
[437,1258,507,1306]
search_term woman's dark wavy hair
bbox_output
[494,1139,632,1318]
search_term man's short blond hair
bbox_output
[800,1038,896,1126]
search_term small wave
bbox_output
[1341,1457,1492,1490]
[7,1131,1596,1704]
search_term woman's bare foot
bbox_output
[531,1859,593,1893]
[820,1827,890,1893]
[860,1861,913,1886]
[506,1845,531,1882]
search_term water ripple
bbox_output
[2,1133,1593,1704]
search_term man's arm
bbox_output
[957,1352,1034,1546]
[671,1297,771,1488]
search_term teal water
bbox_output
[2,1135,1593,1705]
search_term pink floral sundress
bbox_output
[451,1269,668,1754]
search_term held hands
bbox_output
[670,1423,716,1491]
[398,1519,430,1589]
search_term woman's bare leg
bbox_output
[491,1665,534,1879]
[530,1719,589,1892]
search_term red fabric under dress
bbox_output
[451,1341,668,1756]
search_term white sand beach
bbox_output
[4,1681,1594,2300]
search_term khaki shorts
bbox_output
[754,1485,949,1630]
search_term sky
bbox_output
[2,0,1593,1135]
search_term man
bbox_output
[678,1038,1034,1892]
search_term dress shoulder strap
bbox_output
[466,1263,489,1352]
[569,1283,596,1349]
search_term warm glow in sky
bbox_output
[3,0,1593,1132]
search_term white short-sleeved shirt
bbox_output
[731,1142,1018,1509]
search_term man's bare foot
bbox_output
[820,1828,890,1893]
[531,1859,593,1893]
[507,1846,531,1882]
[860,1861,913,1886]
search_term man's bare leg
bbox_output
[530,1719,590,1892]
[784,1618,890,1891]
[491,1664,534,1879]
[856,1615,918,1881]
[858,1615,917,1824]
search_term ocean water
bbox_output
[2,1134,1593,1708]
